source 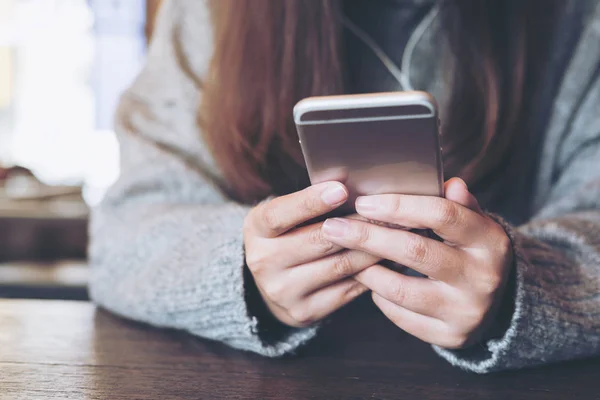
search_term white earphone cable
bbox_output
[401,5,440,90]
[341,5,440,92]
[341,15,410,90]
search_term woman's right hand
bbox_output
[244,182,380,328]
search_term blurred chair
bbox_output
[0,214,88,300]
[0,0,161,301]
[0,167,88,300]
[0,260,88,300]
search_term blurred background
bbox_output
[0,0,161,300]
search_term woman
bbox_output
[89,0,600,373]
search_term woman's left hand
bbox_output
[321,178,514,349]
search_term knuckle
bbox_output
[261,203,283,234]
[242,212,253,235]
[405,235,428,265]
[382,196,402,216]
[435,201,461,227]
[263,281,286,303]
[300,195,322,216]
[444,332,471,350]
[331,252,355,279]
[495,226,513,256]
[288,306,315,327]
[245,250,267,274]
[344,281,367,300]
[388,280,407,306]
[475,269,504,295]
[460,304,488,331]
[354,223,372,246]
[308,226,335,253]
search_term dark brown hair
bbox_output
[201,0,560,206]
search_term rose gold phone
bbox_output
[294,91,444,214]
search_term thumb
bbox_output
[444,177,482,213]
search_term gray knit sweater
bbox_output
[89,0,600,373]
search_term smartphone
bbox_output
[294,91,444,215]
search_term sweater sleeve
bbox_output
[87,0,317,356]
[434,29,600,372]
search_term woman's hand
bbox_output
[321,178,514,349]
[244,182,380,328]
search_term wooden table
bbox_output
[0,299,598,400]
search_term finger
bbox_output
[289,279,368,327]
[288,250,381,293]
[254,218,384,272]
[322,218,464,283]
[372,293,463,349]
[253,182,348,238]
[355,194,488,246]
[354,265,447,319]
[444,178,482,213]
[258,222,344,268]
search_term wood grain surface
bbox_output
[0,298,598,400]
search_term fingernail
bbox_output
[321,184,347,206]
[355,196,377,213]
[322,218,349,238]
